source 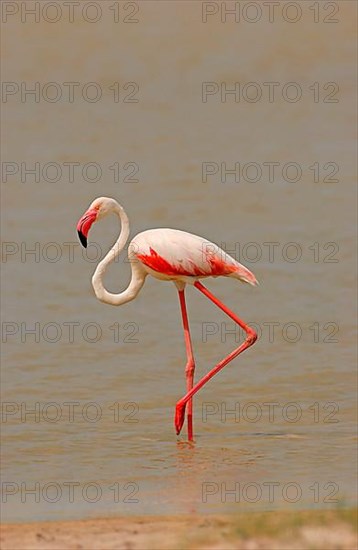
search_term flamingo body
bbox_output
[129,228,257,285]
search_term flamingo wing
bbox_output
[130,228,257,285]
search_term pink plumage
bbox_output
[131,228,258,286]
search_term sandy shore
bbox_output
[1,509,357,550]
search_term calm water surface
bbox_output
[1,1,357,522]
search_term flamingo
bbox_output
[76,197,258,441]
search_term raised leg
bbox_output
[175,281,257,435]
[178,288,195,441]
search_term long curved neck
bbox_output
[92,203,145,306]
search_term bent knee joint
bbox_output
[246,330,258,346]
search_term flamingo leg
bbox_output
[175,281,257,436]
[178,289,195,441]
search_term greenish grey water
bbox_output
[1,1,356,522]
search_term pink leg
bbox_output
[175,281,258,436]
[178,289,195,441]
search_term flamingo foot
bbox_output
[175,402,186,435]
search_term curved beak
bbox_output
[76,209,98,248]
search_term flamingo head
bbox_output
[76,197,118,248]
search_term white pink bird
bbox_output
[77,197,258,441]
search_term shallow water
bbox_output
[1,1,357,522]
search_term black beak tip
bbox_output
[77,230,87,248]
